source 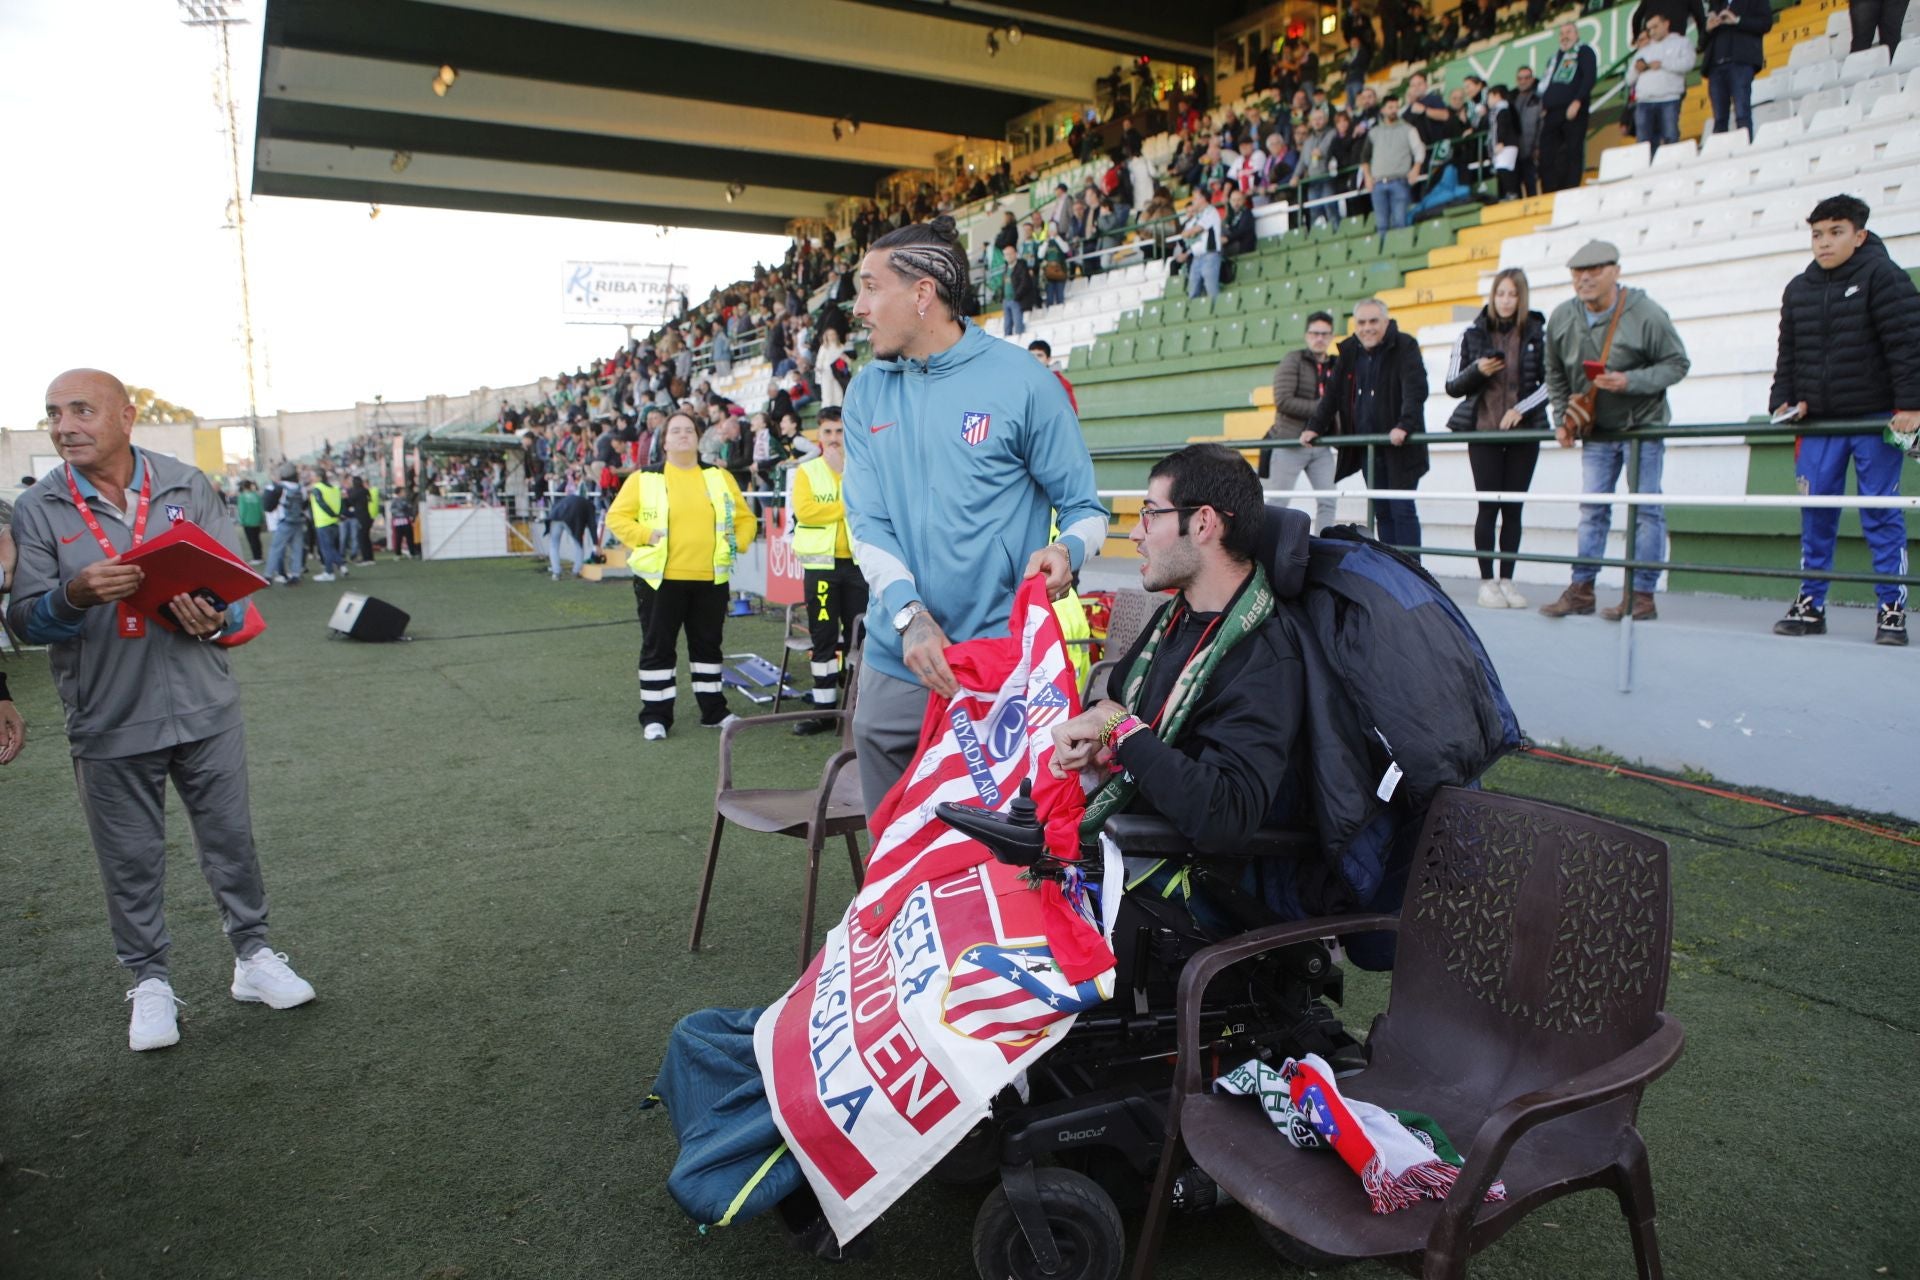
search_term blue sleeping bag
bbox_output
[641,1007,800,1230]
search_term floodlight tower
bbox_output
[179,0,261,465]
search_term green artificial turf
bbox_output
[2,557,1915,1279]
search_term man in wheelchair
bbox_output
[1055,443,1303,863]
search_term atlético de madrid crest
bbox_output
[165,504,185,523]
[961,411,991,446]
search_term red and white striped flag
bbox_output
[755,575,1116,1244]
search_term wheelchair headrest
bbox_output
[1257,504,1312,599]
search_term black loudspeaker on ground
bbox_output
[326,591,411,642]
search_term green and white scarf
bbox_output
[1079,563,1275,838]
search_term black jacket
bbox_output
[1009,258,1040,310]
[992,221,1020,252]
[1771,233,1920,417]
[1540,43,1598,109]
[1443,308,1550,433]
[1307,323,1431,486]
[1223,205,1257,257]
[1111,598,1305,855]
[1702,0,1772,69]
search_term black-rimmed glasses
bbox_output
[1137,503,1232,533]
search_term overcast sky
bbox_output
[0,0,788,431]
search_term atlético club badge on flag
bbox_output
[165,505,185,523]
[960,411,990,446]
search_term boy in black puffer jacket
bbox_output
[1770,194,1920,647]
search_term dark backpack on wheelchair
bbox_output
[927,506,1525,1280]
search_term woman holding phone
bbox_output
[1444,268,1550,608]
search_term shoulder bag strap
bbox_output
[1597,288,1628,369]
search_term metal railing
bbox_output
[1093,416,1917,690]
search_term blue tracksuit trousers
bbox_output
[1796,432,1909,608]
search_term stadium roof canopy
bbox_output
[252,0,1242,234]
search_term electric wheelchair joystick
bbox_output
[935,780,1063,877]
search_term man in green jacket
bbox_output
[1538,240,1691,622]
[235,479,265,564]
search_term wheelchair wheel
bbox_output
[1252,1216,1352,1269]
[931,1120,1002,1187]
[971,1167,1124,1280]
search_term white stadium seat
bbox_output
[1795,85,1846,117]
[1750,73,1781,105]
[1801,104,1855,137]
[1788,36,1838,68]
[1850,75,1900,115]
[1788,60,1837,97]
[1647,138,1697,171]
[1598,142,1651,182]
[1839,46,1892,84]
[1699,128,1752,162]
[1751,97,1794,128]
[1893,41,1920,75]
[1825,11,1851,40]
[1751,113,1806,150]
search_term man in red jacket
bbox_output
[1028,340,1078,413]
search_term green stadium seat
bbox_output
[1299,275,1334,303]
[1089,341,1113,368]
[1336,213,1370,239]
[1137,333,1163,362]
[1364,261,1404,290]
[1233,257,1263,283]
[1112,336,1136,366]
[1413,219,1451,252]
[1332,266,1366,298]
[1117,312,1140,333]
[1142,300,1165,327]
[1068,346,1090,371]
[1316,241,1352,269]
[1213,291,1241,317]
[1273,279,1300,306]
[1188,295,1215,322]
[1244,283,1271,312]
[1190,323,1217,354]
[1160,329,1188,359]
[1250,314,1278,348]
[1274,311,1307,345]
[1164,298,1189,326]
[1381,227,1417,258]
[1283,249,1315,277]
[1218,319,1248,351]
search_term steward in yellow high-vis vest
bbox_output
[605,412,759,735]
[306,473,348,579]
[789,409,868,734]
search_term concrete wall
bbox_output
[1,377,555,486]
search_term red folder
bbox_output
[119,519,269,632]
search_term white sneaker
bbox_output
[126,978,183,1051]
[643,722,668,741]
[272,574,288,586]
[313,572,336,582]
[231,949,316,1009]
[1476,580,1508,609]
[1498,580,1528,609]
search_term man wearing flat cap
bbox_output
[1539,241,1691,622]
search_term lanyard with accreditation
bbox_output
[65,463,153,639]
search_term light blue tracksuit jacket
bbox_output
[842,322,1108,684]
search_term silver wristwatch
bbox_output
[892,600,927,635]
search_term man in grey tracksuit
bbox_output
[7,368,316,1053]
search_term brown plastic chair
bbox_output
[689,645,866,974]
[1085,588,1162,700]
[1132,787,1686,1280]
